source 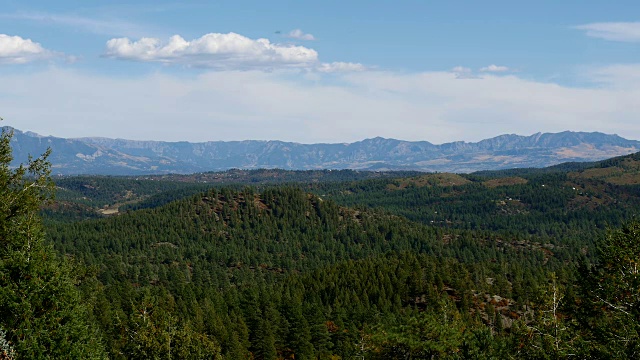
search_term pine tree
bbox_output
[578,221,640,358]
[0,127,107,358]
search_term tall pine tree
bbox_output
[0,126,107,359]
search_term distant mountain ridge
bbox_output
[5,127,640,175]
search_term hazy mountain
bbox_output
[6,127,640,175]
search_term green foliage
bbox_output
[368,303,466,359]
[53,176,212,211]
[0,327,16,360]
[33,149,640,358]
[578,221,640,358]
[43,180,579,358]
[122,292,222,360]
[0,128,107,359]
[509,273,586,359]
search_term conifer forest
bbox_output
[3,127,640,359]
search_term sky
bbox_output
[1,0,639,144]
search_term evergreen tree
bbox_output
[369,302,465,359]
[578,221,640,358]
[0,127,107,358]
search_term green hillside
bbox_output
[7,147,640,358]
[46,185,570,358]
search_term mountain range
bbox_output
[6,127,640,175]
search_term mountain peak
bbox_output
[7,129,640,175]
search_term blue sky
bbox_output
[1,0,639,143]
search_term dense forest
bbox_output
[3,127,640,359]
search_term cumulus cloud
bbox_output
[104,33,319,69]
[480,64,510,72]
[317,62,366,73]
[0,34,54,64]
[286,29,315,41]
[574,22,640,42]
[104,32,365,72]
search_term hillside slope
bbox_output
[46,186,562,358]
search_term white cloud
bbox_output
[584,64,640,91]
[480,64,510,72]
[104,33,319,69]
[451,66,471,74]
[286,29,315,41]
[1,66,640,145]
[2,12,163,38]
[574,22,640,42]
[450,66,478,79]
[104,33,365,72]
[0,34,54,64]
[317,62,366,73]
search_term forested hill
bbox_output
[50,187,447,273]
[46,186,567,358]
[315,164,640,236]
[472,148,640,178]
[28,149,640,358]
[7,126,640,174]
[48,152,640,240]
